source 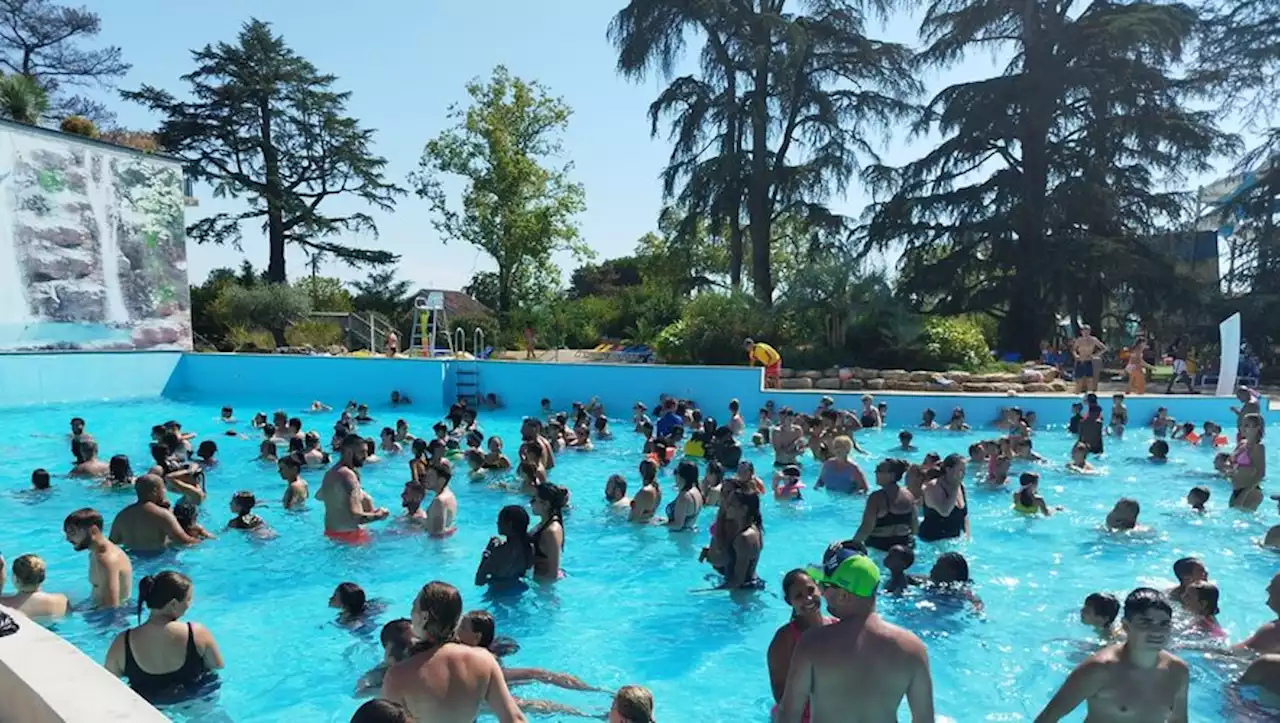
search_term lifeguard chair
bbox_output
[409,292,453,356]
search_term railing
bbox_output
[474,328,485,358]
[453,328,466,355]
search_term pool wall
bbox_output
[0,352,1257,423]
[0,605,169,723]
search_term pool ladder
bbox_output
[453,327,485,404]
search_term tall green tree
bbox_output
[350,268,412,320]
[611,0,918,304]
[124,19,402,284]
[0,0,128,123]
[866,0,1232,357]
[412,66,589,320]
[0,71,46,123]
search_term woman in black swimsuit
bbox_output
[475,505,536,587]
[918,454,970,542]
[104,571,223,702]
[531,483,568,581]
[852,458,918,551]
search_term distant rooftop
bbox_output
[412,289,492,319]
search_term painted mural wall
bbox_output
[0,120,191,351]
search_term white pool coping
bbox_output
[0,605,169,723]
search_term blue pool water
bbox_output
[1,397,1277,722]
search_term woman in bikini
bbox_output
[852,458,918,551]
[766,569,831,723]
[1229,413,1266,511]
[531,483,567,581]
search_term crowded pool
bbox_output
[0,391,1277,722]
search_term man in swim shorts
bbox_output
[777,545,935,722]
[318,433,389,542]
[1035,588,1188,722]
[1071,325,1107,394]
[746,338,783,389]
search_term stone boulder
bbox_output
[1024,383,1053,393]
[779,368,796,378]
[1050,380,1070,392]
[947,371,972,383]
[815,378,843,390]
[841,379,866,391]
[962,382,997,393]
[865,378,886,390]
[896,381,927,392]
[881,369,910,380]
[780,377,814,390]
[909,371,932,382]
[130,318,190,348]
[854,368,879,380]
[989,382,1024,393]
[800,370,824,380]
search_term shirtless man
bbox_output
[1035,587,1188,723]
[273,455,307,509]
[316,433,389,542]
[424,459,458,537]
[401,481,429,526]
[521,418,555,471]
[108,475,201,551]
[772,409,805,467]
[1072,325,1108,394]
[1235,573,1280,654]
[382,581,526,723]
[63,508,132,609]
[0,554,69,619]
[778,545,934,723]
[69,438,110,478]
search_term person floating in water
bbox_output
[1035,588,1187,723]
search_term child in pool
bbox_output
[1148,440,1168,463]
[1186,486,1210,512]
[227,490,266,530]
[330,581,384,625]
[174,501,215,540]
[772,465,805,500]
[897,430,917,452]
[1080,592,1121,640]
[195,440,218,467]
[354,618,415,697]
[884,544,927,594]
[1180,581,1225,638]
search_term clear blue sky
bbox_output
[80,0,1245,290]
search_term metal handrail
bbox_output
[454,328,466,355]
[474,328,485,358]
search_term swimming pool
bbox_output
[1,394,1276,722]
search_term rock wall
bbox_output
[776,365,1071,394]
[0,121,191,351]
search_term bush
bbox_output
[654,293,773,365]
[918,316,991,371]
[286,320,344,348]
[59,115,98,138]
[214,283,312,347]
[225,326,275,352]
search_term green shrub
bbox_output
[225,326,275,352]
[214,283,312,347]
[59,115,98,138]
[285,320,344,348]
[655,293,773,365]
[918,316,991,371]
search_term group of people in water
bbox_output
[1,383,1278,722]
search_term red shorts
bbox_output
[325,528,372,544]
[771,703,810,723]
[765,362,781,378]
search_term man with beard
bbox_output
[317,433,389,542]
[63,508,132,608]
[520,418,555,470]
[400,480,429,527]
[108,475,201,551]
[777,545,935,723]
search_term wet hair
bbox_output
[1018,479,1037,509]
[1150,439,1169,456]
[516,460,542,484]
[496,505,535,573]
[1242,412,1265,439]
[1188,486,1210,504]
[411,438,429,458]
[1084,592,1121,625]
[365,438,378,456]
[675,460,699,492]
[381,426,395,440]
[263,423,277,439]
[781,568,814,601]
[335,582,367,617]
[31,468,50,489]
[12,554,46,587]
[1122,587,1173,620]
[341,432,366,451]
[288,435,306,455]
[1172,557,1204,581]
[613,685,655,723]
[150,442,170,465]
[519,440,545,465]
[350,699,413,723]
[288,417,302,431]
[380,618,415,662]
[941,453,966,474]
[731,489,763,533]
[638,458,659,484]
[1190,582,1221,616]
[231,490,257,515]
[64,507,103,533]
[887,544,915,569]
[137,570,192,623]
[414,581,462,643]
[934,552,970,583]
[196,440,217,459]
[461,610,520,657]
[465,430,484,448]
[174,501,200,530]
[535,482,569,522]
[898,430,913,443]
[78,437,99,459]
[877,458,909,481]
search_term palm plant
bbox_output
[0,72,48,124]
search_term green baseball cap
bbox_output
[807,546,880,598]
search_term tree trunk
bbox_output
[259,99,287,283]
[270,325,287,349]
[497,263,513,326]
[747,17,774,306]
[703,22,743,291]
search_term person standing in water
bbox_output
[423,459,457,537]
[777,545,934,723]
[63,508,132,608]
[1035,588,1187,723]
[767,569,831,718]
[381,581,526,723]
[0,554,69,619]
[317,433,390,542]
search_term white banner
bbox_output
[1216,313,1241,397]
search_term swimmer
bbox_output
[1109,394,1127,437]
[772,409,805,466]
[1105,498,1141,532]
[258,439,278,463]
[1186,486,1209,512]
[728,398,745,434]
[364,438,381,464]
[1148,440,1168,463]
[772,464,805,500]
[594,415,612,440]
[1035,588,1187,723]
[1151,407,1174,437]
[64,508,132,609]
[767,569,832,711]
[219,406,234,423]
[1238,654,1280,703]
[195,440,217,467]
[946,406,969,431]
[883,545,926,595]
[109,475,200,551]
[898,430,917,452]
[31,467,51,490]
[355,619,416,697]
[630,458,662,523]
[929,552,983,611]
[330,582,372,624]
[1066,442,1095,473]
[174,502,215,540]
[251,411,268,427]
[1080,592,1121,640]
[458,610,598,691]
[920,408,938,430]
[423,460,457,537]
[226,491,267,531]
[1167,557,1208,604]
[777,545,934,723]
[0,554,69,619]
[1179,581,1224,637]
[668,460,703,530]
[276,455,308,509]
[1234,573,1280,654]
[1228,413,1266,511]
[463,449,486,478]
[70,437,110,478]
[1068,402,1084,435]
[317,433,390,540]
[379,427,402,455]
[608,686,655,723]
[701,460,725,506]
[531,484,567,581]
[484,436,511,470]
[390,390,410,406]
[1012,472,1053,516]
[355,404,374,423]
[605,474,631,511]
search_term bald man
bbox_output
[108,474,200,551]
